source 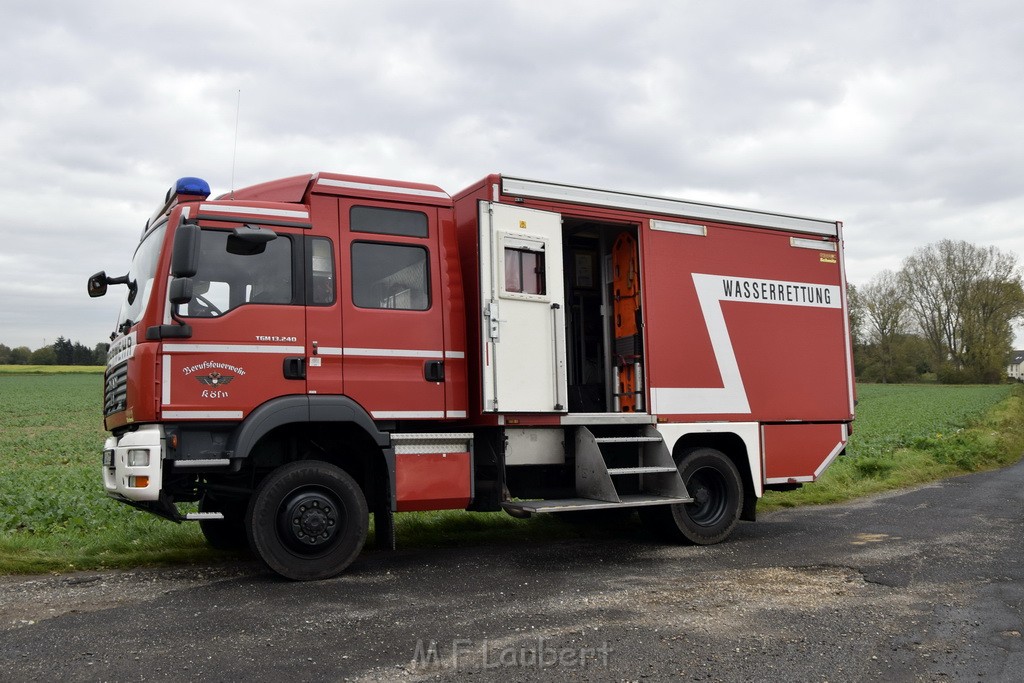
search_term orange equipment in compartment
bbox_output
[612,232,642,411]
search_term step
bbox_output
[173,459,232,469]
[606,466,679,476]
[593,436,663,444]
[184,512,225,521]
[501,493,693,515]
[560,413,656,426]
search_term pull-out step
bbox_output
[593,436,662,443]
[502,494,691,515]
[501,425,693,516]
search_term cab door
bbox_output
[304,195,344,397]
[161,220,306,421]
[478,202,567,413]
[339,201,447,420]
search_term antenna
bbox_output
[230,89,241,198]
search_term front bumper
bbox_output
[102,425,165,502]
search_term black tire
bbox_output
[640,447,743,545]
[246,461,368,581]
[198,494,249,551]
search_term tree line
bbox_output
[0,337,109,366]
[850,239,1024,384]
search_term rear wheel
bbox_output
[640,447,743,545]
[246,460,368,581]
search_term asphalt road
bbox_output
[2,459,1022,682]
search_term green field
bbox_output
[0,374,217,572]
[0,365,104,375]
[1,373,1021,574]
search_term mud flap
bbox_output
[740,491,757,522]
[374,507,396,551]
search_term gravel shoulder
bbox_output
[0,564,256,631]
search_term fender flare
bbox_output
[226,395,392,459]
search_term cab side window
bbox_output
[351,242,429,310]
[308,237,336,306]
[349,206,430,311]
[183,229,294,317]
[351,206,428,237]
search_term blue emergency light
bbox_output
[175,177,211,197]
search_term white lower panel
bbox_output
[653,422,762,498]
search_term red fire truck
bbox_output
[88,172,855,580]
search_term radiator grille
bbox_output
[104,361,128,416]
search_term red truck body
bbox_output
[91,172,854,580]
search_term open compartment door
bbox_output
[478,201,567,412]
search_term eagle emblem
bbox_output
[195,372,235,387]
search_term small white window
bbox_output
[499,233,549,301]
[504,247,545,295]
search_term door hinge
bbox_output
[486,300,501,341]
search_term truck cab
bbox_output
[92,174,471,579]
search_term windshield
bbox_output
[116,221,168,331]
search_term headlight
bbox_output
[103,449,115,467]
[127,449,150,467]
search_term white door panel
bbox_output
[478,202,567,412]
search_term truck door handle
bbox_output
[424,360,445,382]
[283,356,306,380]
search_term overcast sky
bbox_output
[2,0,1023,350]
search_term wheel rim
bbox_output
[277,487,343,555]
[685,466,729,527]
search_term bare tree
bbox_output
[859,270,910,382]
[900,239,1024,382]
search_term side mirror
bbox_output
[227,224,277,256]
[88,271,108,298]
[168,277,194,305]
[171,222,201,277]
[87,271,129,298]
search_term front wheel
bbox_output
[640,447,743,545]
[198,494,249,551]
[246,461,368,581]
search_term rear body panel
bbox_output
[452,175,853,486]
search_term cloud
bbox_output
[2,0,1024,348]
